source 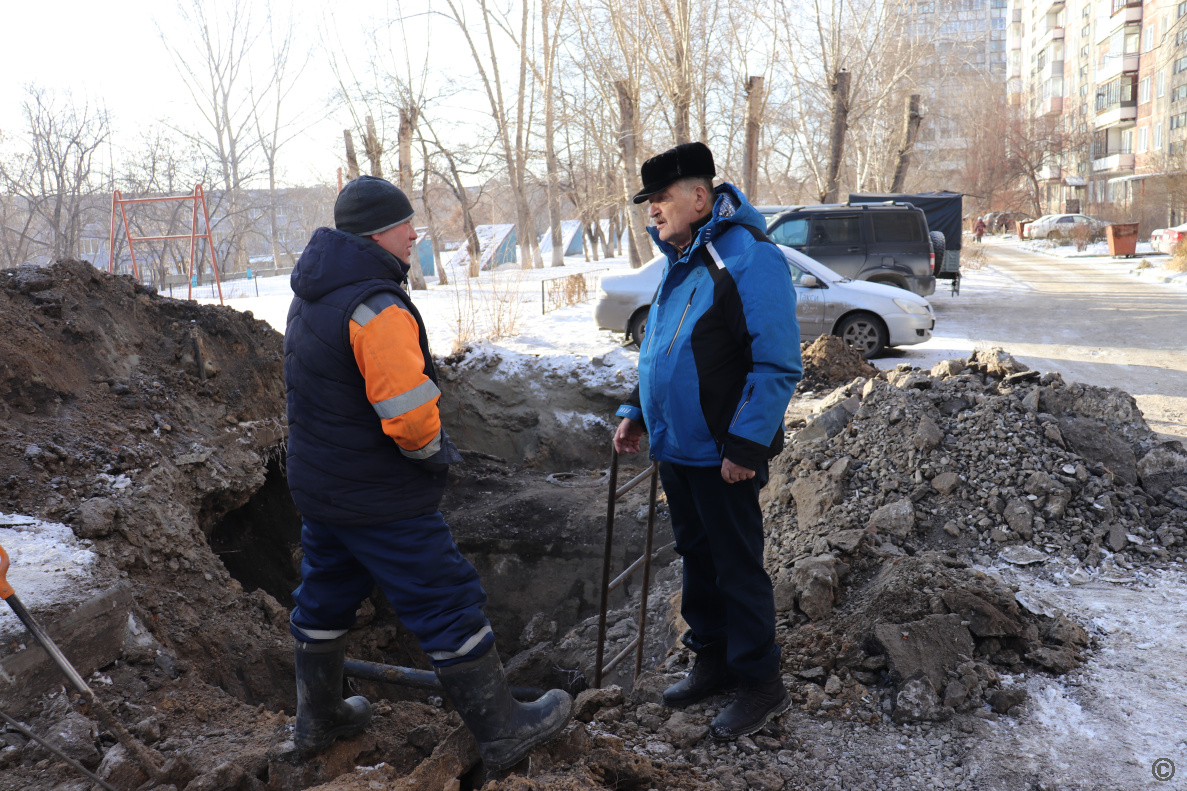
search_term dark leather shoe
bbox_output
[709,675,790,740]
[662,640,737,708]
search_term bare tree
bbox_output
[443,0,543,270]
[250,8,309,270]
[0,86,110,264]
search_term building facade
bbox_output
[1008,0,1187,227]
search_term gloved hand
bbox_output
[420,431,463,473]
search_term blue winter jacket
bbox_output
[617,184,802,468]
[285,228,447,526]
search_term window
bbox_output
[1140,77,1151,103]
[1174,56,1187,74]
[810,216,862,246]
[770,218,809,246]
[1082,24,1091,37]
[1179,0,1186,17]
[1145,25,1155,51]
[1122,128,1134,153]
[1156,122,1164,149]
[1138,126,1149,152]
[871,213,924,243]
[1158,70,1166,97]
[1171,112,1187,130]
[787,262,811,287]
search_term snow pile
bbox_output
[0,513,96,633]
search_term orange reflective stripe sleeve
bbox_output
[349,305,442,453]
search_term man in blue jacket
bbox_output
[613,143,802,740]
[284,176,571,768]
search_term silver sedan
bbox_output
[594,245,935,358]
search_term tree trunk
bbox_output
[672,0,692,145]
[889,94,923,192]
[615,80,649,268]
[344,130,361,179]
[821,70,851,204]
[268,162,282,270]
[398,107,427,290]
[543,0,565,267]
[743,76,764,201]
[364,115,383,178]
[419,140,446,286]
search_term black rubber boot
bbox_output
[294,635,372,754]
[709,673,791,740]
[435,645,573,772]
[662,637,737,709]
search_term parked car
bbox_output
[1149,222,1187,254]
[594,245,935,358]
[1024,213,1109,240]
[765,201,937,297]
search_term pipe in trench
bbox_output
[343,658,545,702]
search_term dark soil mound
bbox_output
[798,335,878,394]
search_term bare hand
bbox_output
[721,458,755,484]
[614,417,644,454]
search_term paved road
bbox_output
[875,238,1187,442]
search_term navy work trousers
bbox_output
[289,511,493,667]
[659,461,779,683]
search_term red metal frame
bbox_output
[108,184,223,304]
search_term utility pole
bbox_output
[821,70,850,204]
[743,76,765,201]
[343,130,360,180]
[889,94,923,192]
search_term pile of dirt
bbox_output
[755,347,1185,722]
[796,335,878,395]
[0,260,675,791]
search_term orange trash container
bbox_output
[1106,223,1139,257]
[1016,220,1031,238]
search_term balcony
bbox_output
[1041,58,1065,80]
[1097,53,1141,81]
[1043,0,1066,13]
[1042,95,1065,116]
[1096,73,1138,125]
[1096,105,1138,127]
[1111,0,1142,20]
[1039,164,1062,181]
[1038,25,1065,51]
[1092,152,1135,172]
[1011,7,1021,21]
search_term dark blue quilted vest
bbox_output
[284,227,446,526]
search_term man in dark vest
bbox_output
[284,175,571,769]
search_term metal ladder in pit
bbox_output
[592,449,670,688]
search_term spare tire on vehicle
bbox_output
[929,231,946,276]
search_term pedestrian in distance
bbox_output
[613,142,803,740]
[283,175,572,769]
[974,216,986,243]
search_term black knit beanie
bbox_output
[334,175,415,236]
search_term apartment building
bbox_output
[1008,0,1187,226]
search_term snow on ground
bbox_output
[968,559,1187,789]
[1017,237,1156,259]
[196,252,639,364]
[0,513,96,634]
[1016,236,1187,287]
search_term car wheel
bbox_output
[836,312,888,359]
[628,308,648,347]
[867,275,909,290]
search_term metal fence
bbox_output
[540,268,607,315]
